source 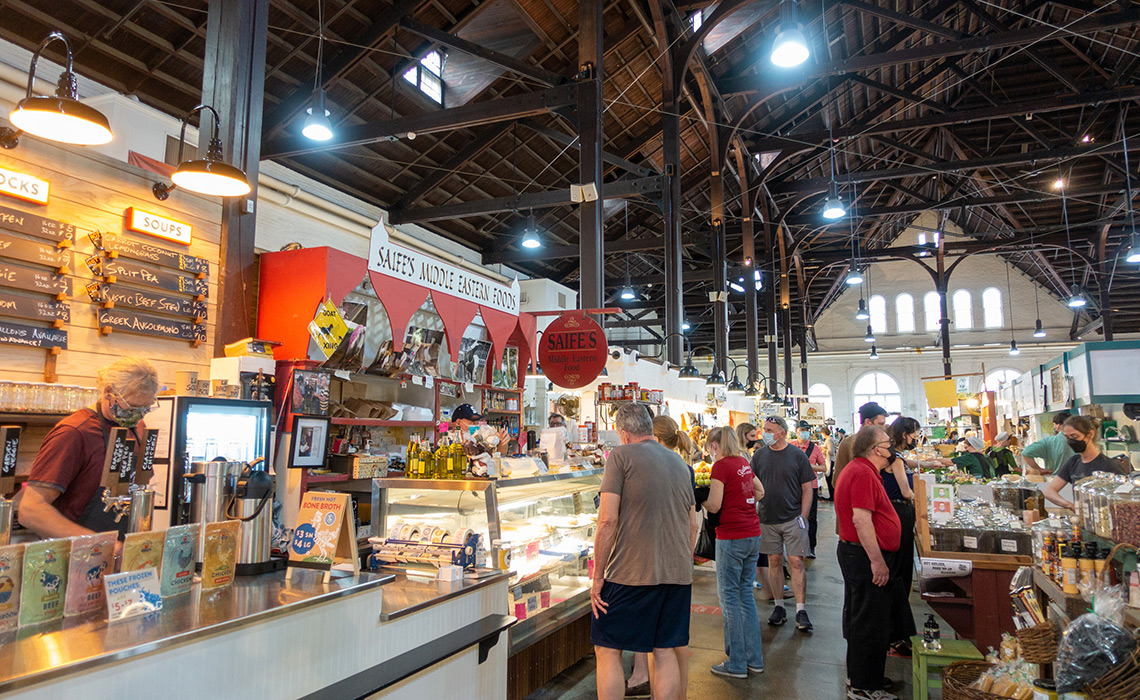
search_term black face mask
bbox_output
[746,439,758,449]
[1067,437,1088,453]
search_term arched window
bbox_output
[982,287,1003,328]
[923,291,942,332]
[952,289,973,330]
[896,293,915,333]
[869,295,887,334]
[985,369,1022,392]
[853,371,902,416]
[808,383,833,421]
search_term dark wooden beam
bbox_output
[262,83,579,158]
[392,124,511,209]
[397,18,568,87]
[519,120,657,177]
[842,0,963,40]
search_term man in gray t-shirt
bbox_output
[751,415,815,632]
[591,404,697,700]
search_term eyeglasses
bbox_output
[112,392,160,414]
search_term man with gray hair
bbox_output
[751,414,816,631]
[591,403,698,700]
[20,357,160,541]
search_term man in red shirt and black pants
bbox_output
[835,425,902,700]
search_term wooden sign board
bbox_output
[98,308,206,344]
[0,167,49,205]
[286,491,359,581]
[0,259,69,296]
[0,203,73,242]
[102,258,207,298]
[93,232,208,275]
[538,312,608,389]
[0,319,67,349]
[0,426,20,494]
[135,429,158,487]
[89,282,207,319]
[0,288,69,323]
[0,233,69,270]
[102,427,131,490]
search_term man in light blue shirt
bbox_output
[1020,412,1075,474]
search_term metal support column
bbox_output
[936,241,952,377]
[202,0,268,353]
[741,211,760,385]
[711,217,728,377]
[578,0,604,316]
[800,328,808,397]
[763,216,778,396]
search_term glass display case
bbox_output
[369,468,602,652]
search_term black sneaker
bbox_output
[888,640,912,658]
[768,606,787,626]
[847,690,899,700]
[624,682,650,698]
[795,610,813,632]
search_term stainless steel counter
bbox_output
[0,569,393,694]
[379,570,510,621]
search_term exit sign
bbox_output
[125,207,192,245]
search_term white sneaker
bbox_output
[847,689,898,700]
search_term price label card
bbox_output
[104,567,162,621]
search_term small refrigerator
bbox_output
[147,396,274,528]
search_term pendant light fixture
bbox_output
[869,344,879,360]
[770,0,810,67]
[520,211,541,249]
[820,14,845,222]
[1120,114,1140,264]
[1067,285,1088,308]
[0,32,113,149]
[526,362,545,380]
[618,207,635,300]
[302,0,333,141]
[1006,263,1020,356]
[153,104,250,200]
[1034,319,1046,338]
[855,297,869,320]
[864,324,875,343]
[844,266,864,286]
[682,320,691,331]
[1057,166,1086,308]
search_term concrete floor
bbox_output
[525,503,945,700]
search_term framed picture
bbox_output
[292,369,331,415]
[289,414,331,469]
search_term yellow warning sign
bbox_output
[308,299,347,359]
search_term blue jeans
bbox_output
[715,536,765,673]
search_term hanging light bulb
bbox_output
[864,325,875,343]
[855,298,870,320]
[706,368,726,386]
[1126,232,1140,264]
[681,320,691,331]
[679,359,703,381]
[154,104,250,199]
[302,90,333,141]
[727,375,746,395]
[525,363,545,380]
[845,267,865,286]
[1066,285,1088,308]
[0,32,113,149]
[770,22,810,67]
[869,344,879,360]
[520,211,541,249]
[822,182,846,220]
[1008,339,1021,356]
[619,286,637,301]
[1033,319,1046,338]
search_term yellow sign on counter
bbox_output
[286,491,358,581]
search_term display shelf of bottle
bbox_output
[1032,560,1140,627]
[0,411,71,426]
[596,398,662,406]
[330,417,436,428]
[483,409,522,415]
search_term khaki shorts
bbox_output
[759,517,811,557]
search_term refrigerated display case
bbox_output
[147,396,273,527]
[367,469,601,653]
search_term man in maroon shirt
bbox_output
[835,425,902,700]
[18,357,159,540]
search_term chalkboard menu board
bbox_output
[0,203,75,243]
[0,232,69,270]
[98,308,206,343]
[0,319,67,349]
[0,288,69,323]
[0,259,69,296]
[101,258,208,298]
[87,282,207,319]
[90,231,208,275]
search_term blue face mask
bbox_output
[761,433,776,446]
[798,430,811,441]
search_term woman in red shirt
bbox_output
[704,426,766,679]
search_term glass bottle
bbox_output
[406,438,421,479]
[450,440,465,480]
[433,440,449,479]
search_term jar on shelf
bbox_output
[1074,475,1103,530]
[929,522,962,552]
[1110,479,1140,546]
[995,522,1032,556]
[991,481,1022,513]
[1093,475,1127,539]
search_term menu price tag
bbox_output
[0,204,73,242]
[286,491,359,582]
[104,567,162,621]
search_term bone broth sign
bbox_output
[538,312,608,389]
[125,208,192,245]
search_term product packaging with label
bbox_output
[121,531,165,574]
[19,538,68,627]
[0,543,23,631]
[160,524,199,598]
[201,520,239,589]
[63,531,116,617]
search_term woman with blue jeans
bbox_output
[703,426,766,679]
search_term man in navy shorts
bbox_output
[591,403,698,700]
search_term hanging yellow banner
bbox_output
[924,379,959,409]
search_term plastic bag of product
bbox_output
[1055,591,1137,693]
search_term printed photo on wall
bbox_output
[288,415,331,469]
[454,337,492,385]
[362,340,408,377]
[324,301,368,372]
[403,326,444,377]
[292,369,331,416]
[492,346,518,388]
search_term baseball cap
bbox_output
[764,415,788,433]
[994,431,1010,443]
[452,404,483,422]
[965,435,985,451]
[797,420,811,429]
[858,402,889,423]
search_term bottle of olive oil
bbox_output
[434,440,449,480]
[406,438,421,479]
[450,440,466,480]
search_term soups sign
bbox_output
[538,312,608,389]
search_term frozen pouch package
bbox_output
[19,538,68,627]
[0,543,24,632]
[64,531,117,617]
[121,531,165,574]
[201,520,239,589]
[160,524,199,598]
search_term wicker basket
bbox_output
[1085,646,1140,700]
[1016,620,1059,665]
[942,661,1006,700]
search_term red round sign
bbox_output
[538,313,608,389]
